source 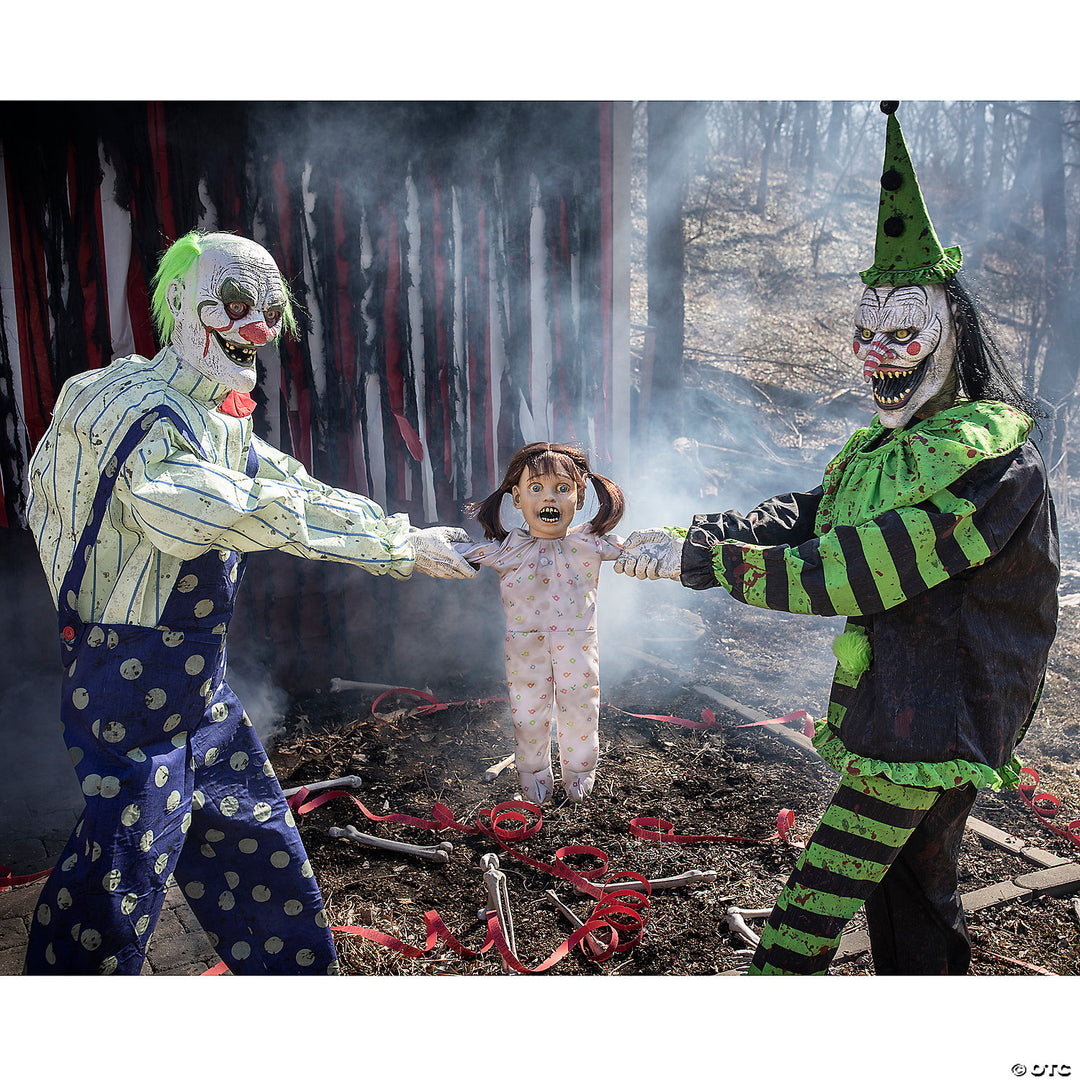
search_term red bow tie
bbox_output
[219,391,256,418]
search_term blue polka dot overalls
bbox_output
[25,407,339,975]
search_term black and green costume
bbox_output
[682,400,1059,973]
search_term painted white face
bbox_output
[853,283,957,428]
[167,235,288,394]
[512,466,585,539]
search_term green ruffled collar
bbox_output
[816,400,1033,533]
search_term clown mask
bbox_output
[166,235,288,394]
[853,283,958,428]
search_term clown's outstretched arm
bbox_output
[115,421,476,579]
[615,489,824,581]
[684,453,1046,616]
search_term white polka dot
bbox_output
[192,790,205,810]
[176,574,198,593]
[218,891,235,911]
[295,949,315,967]
[71,688,90,710]
[229,752,249,772]
[121,893,138,915]
[238,838,258,855]
[100,776,120,799]
[251,885,271,903]
[135,915,150,935]
[119,659,143,681]
[126,748,147,763]
[56,888,73,910]
[185,881,205,900]
[225,872,240,889]
[91,720,101,739]
[219,795,239,817]
[211,702,228,723]
[264,936,283,954]
[262,761,276,778]
[44,944,55,965]
[101,721,125,743]
[231,941,251,961]
[185,654,205,676]
[139,830,154,852]
[162,630,184,648]
[98,956,118,975]
[206,829,226,843]
[106,631,119,649]
[284,809,295,828]
[80,928,102,952]
[204,748,218,766]
[165,790,182,812]
[90,842,102,862]
[61,854,77,872]
[200,844,216,859]
[81,773,102,796]
[194,599,215,619]
[36,904,51,925]
[154,852,170,875]
[253,802,272,823]
[68,747,83,767]
[300,859,314,879]
[121,803,141,827]
[154,765,169,787]
[163,713,183,732]
[315,910,329,929]
[102,869,121,892]
[283,900,303,917]
[270,851,290,869]
[180,813,192,835]
[144,688,167,710]
[171,732,187,748]
[86,626,105,647]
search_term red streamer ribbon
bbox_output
[1017,767,1080,849]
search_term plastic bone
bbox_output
[328,824,453,864]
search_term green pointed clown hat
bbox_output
[860,101,962,287]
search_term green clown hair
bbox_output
[832,626,872,678]
[150,230,300,344]
[860,102,962,288]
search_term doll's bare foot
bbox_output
[563,770,595,802]
[519,766,554,805]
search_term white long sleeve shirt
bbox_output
[27,348,415,628]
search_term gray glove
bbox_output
[613,529,684,580]
[409,526,479,579]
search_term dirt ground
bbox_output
[270,564,1080,978]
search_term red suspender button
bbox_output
[62,625,76,642]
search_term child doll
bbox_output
[455,443,625,804]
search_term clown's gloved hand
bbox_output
[614,529,684,580]
[409,527,479,579]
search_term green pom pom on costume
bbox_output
[662,526,688,539]
[832,627,872,677]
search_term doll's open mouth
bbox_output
[538,507,562,524]
[213,331,259,367]
[871,359,927,410]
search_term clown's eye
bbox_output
[224,300,250,320]
[856,328,873,341]
[893,327,916,341]
[265,306,283,328]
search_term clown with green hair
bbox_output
[616,103,1059,976]
[24,231,477,976]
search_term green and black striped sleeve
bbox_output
[683,447,1045,617]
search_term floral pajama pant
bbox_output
[504,629,600,797]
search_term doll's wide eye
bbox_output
[557,484,571,493]
[894,327,915,341]
[857,328,873,342]
[530,483,543,493]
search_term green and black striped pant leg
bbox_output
[748,772,976,975]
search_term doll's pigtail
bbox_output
[465,488,511,542]
[585,471,625,536]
